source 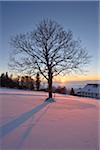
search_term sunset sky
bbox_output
[0,1,99,83]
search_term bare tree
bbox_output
[9,19,90,101]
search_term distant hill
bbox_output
[37,80,100,90]
[66,80,100,88]
[54,80,100,89]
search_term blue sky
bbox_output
[0,1,99,80]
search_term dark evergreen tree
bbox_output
[0,73,6,87]
[70,88,75,95]
[20,76,25,89]
[14,75,20,88]
[5,72,10,87]
[30,78,34,90]
[36,73,41,91]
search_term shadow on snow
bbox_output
[0,102,49,138]
[11,105,50,150]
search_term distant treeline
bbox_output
[0,72,40,91]
[0,72,75,95]
[39,84,75,95]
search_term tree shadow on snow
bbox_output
[0,102,49,138]
[12,105,50,150]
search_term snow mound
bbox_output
[44,98,56,102]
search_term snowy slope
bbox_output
[0,88,99,150]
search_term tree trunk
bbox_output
[48,84,52,98]
[48,73,53,98]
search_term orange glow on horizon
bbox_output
[53,74,100,83]
[0,70,99,84]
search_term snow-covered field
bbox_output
[0,88,99,150]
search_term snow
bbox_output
[0,88,99,150]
